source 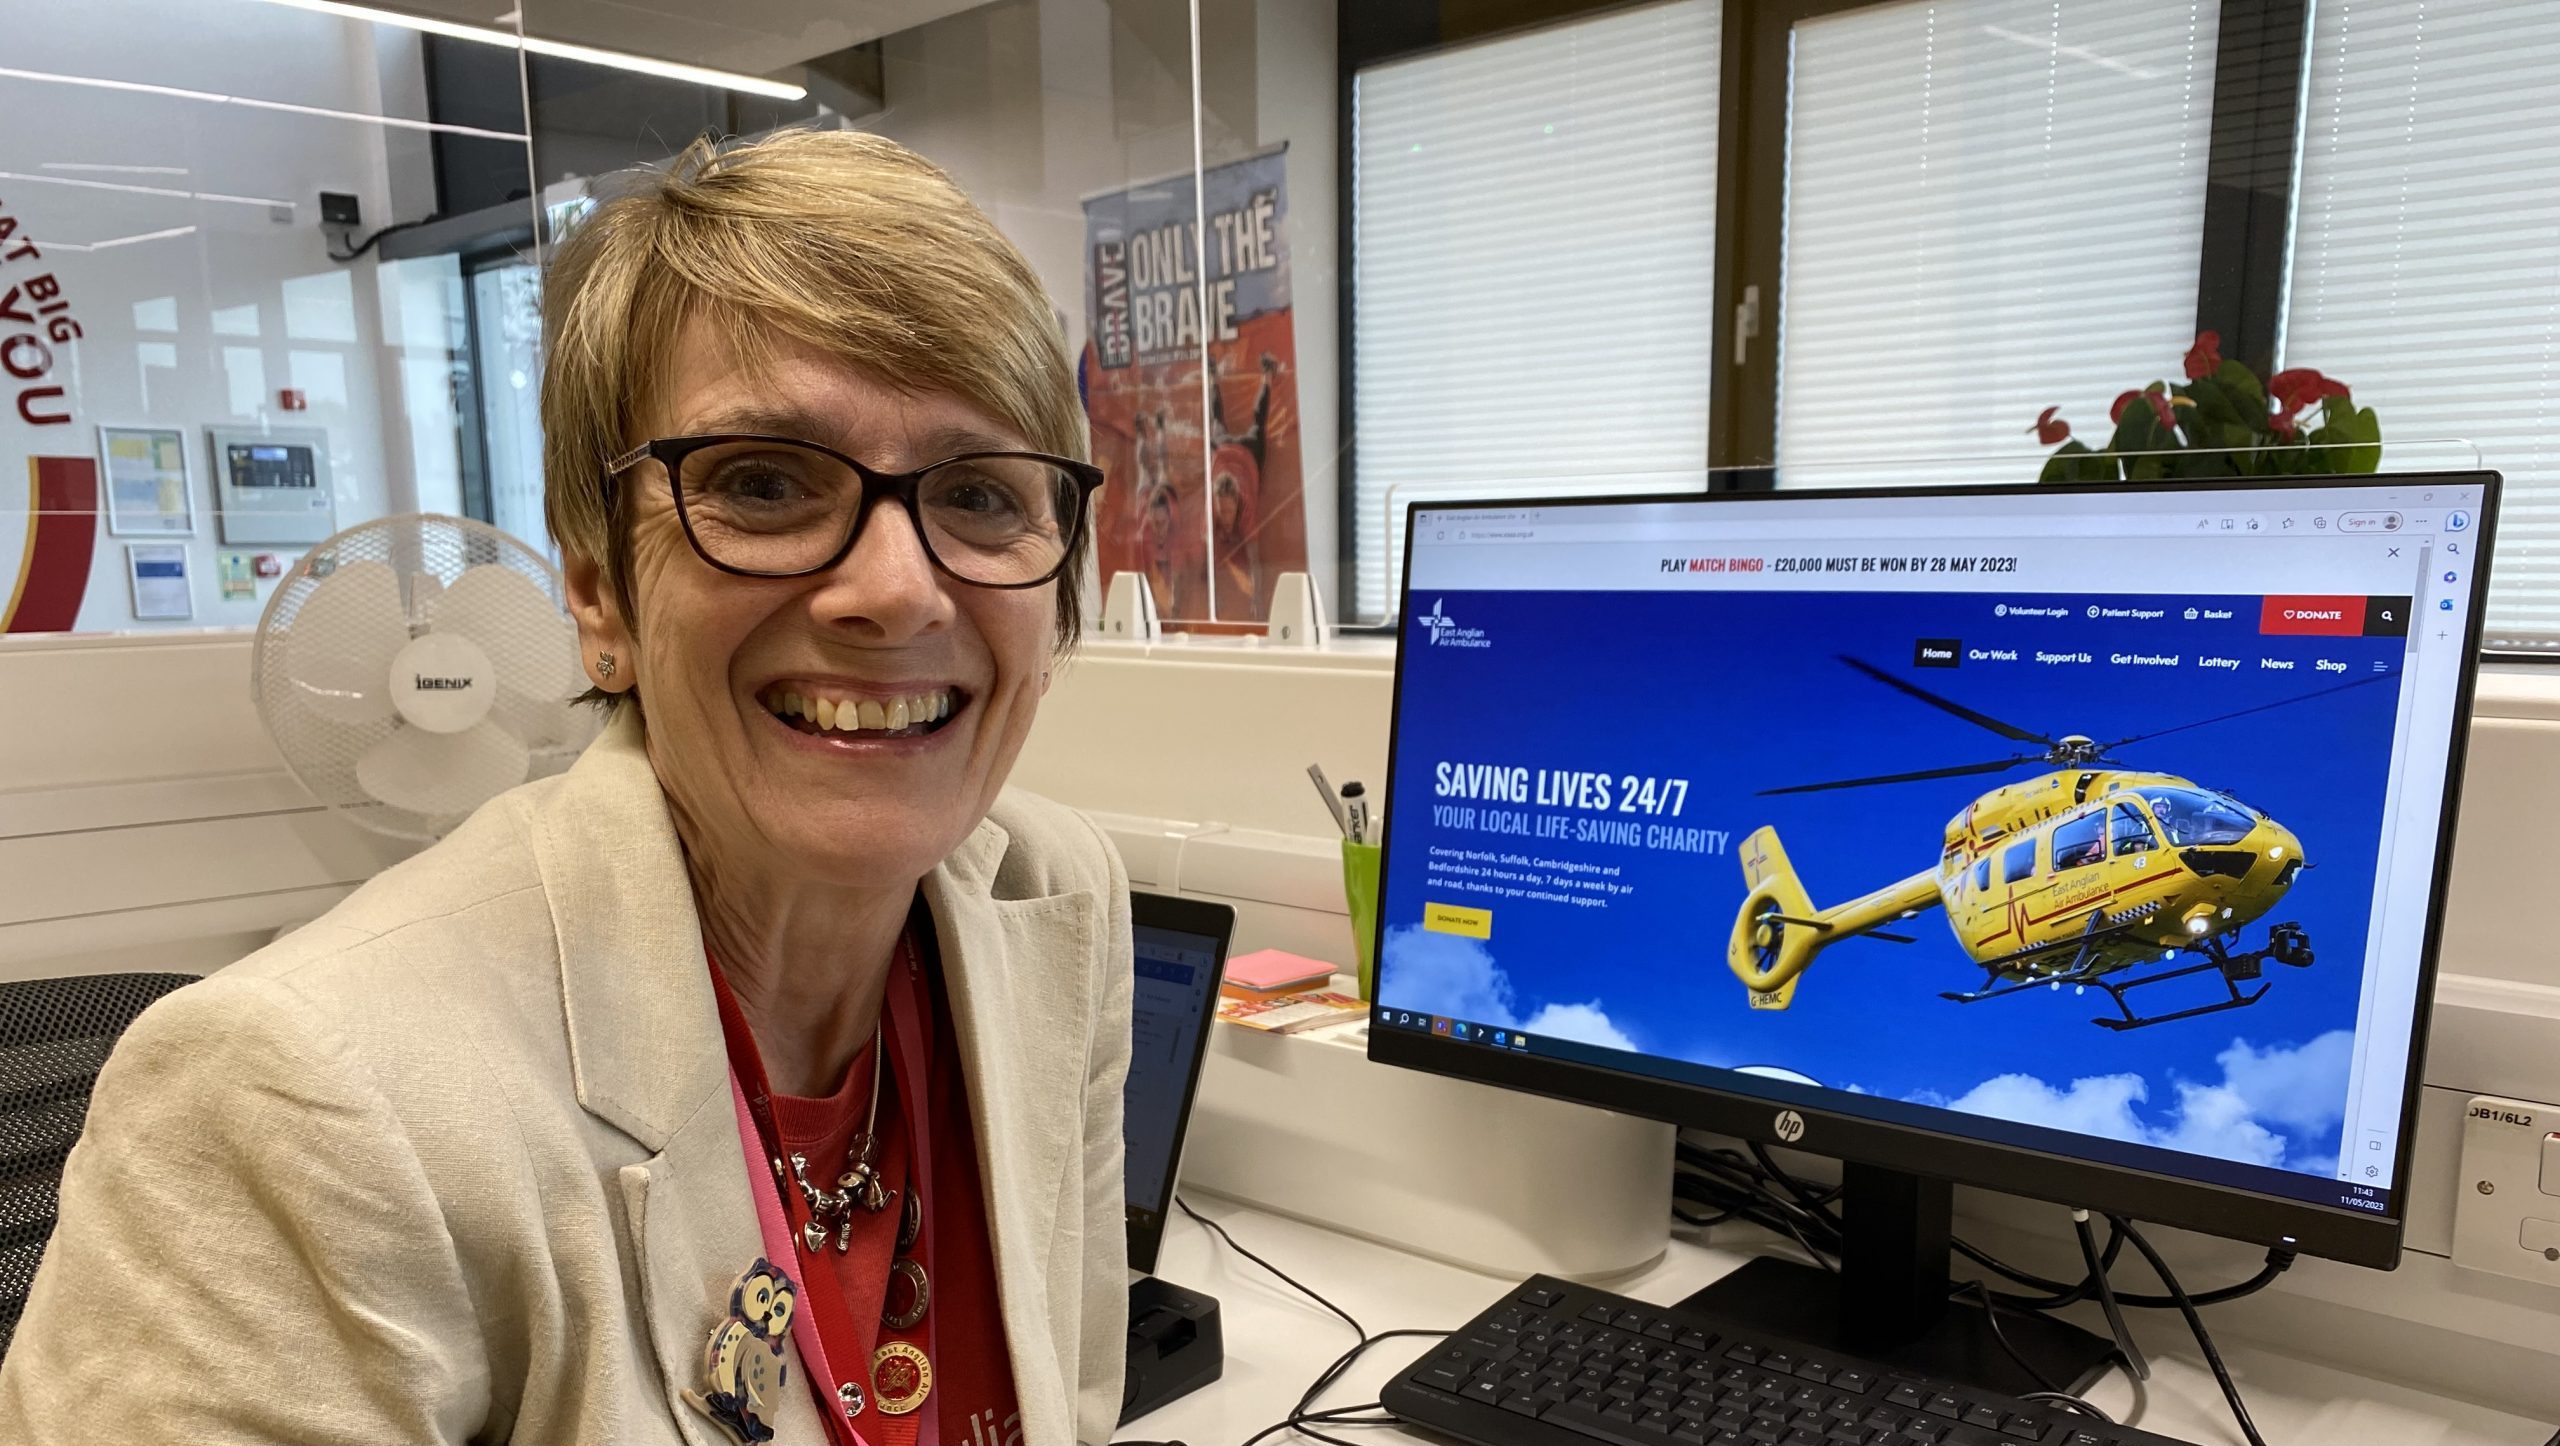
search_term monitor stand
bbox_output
[1672,1162,2115,1399]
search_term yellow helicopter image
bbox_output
[1726,655,2390,1032]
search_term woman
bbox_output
[0,129,1132,1446]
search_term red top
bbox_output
[717,926,1021,1446]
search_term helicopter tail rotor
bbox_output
[1730,827,1822,1009]
[1728,828,1941,1009]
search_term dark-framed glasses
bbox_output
[605,433,1104,588]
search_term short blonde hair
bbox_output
[541,128,1088,646]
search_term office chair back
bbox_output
[0,972,198,1358]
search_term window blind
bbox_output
[2282,0,2560,652]
[1350,0,1719,622]
[1774,0,2220,487]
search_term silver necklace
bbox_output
[781,1024,894,1255]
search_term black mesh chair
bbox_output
[0,972,198,1359]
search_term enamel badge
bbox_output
[873,1340,934,1415]
[688,1258,797,1444]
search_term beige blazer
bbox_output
[0,714,1133,1446]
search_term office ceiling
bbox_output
[399,0,994,78]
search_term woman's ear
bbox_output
[565,553,635,693]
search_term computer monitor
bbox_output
[1124,890,1235,1275]
[1366,474,2497,1383]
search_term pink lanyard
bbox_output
[721,949,942,1446]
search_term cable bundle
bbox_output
[1674,1137,2293,1445]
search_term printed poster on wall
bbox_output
[1080,147,1308,630]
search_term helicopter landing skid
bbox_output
[2084,957,2271,1031]
[1937,922,2315,1031]
[2087,924,2315,1031]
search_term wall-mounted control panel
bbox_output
[210,424,336,545]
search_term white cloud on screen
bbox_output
[1916,1030,2354,1174]
[2214,1031,2354,1134]
[1378,926,1638,1052]
[1521,1002,1638,1052]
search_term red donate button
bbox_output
[2260,595,2363,635]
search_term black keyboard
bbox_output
[1382,1275,2197,1446]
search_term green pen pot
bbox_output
[1341,838,1384,1000]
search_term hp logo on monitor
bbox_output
[1773,1110,1806,1143]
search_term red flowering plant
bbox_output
[2034,331,2381,482]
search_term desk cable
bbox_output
[1165,1195,1456,1446]
[1674,1140,2290,1444]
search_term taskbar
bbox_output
[1369,1005,2397,1221]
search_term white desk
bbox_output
[1128,1196,2556,1446]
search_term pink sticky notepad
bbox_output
[1222,948,1336,995]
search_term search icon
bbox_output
[2381,609,2395,622]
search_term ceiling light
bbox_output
[254,0,808,100]
[0,65,527,142]
[0,169,293,211]
[25,224,199,254]
[41,162,191,176]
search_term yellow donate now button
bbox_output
[1423,901,1492,939]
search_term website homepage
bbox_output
[1373,486,2485,1218]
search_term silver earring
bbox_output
[597,651,618,680]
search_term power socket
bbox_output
[2451,1093,2560,1287]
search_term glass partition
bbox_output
[7,0,2552,658]
[0,0,541,635]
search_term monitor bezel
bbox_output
[1125,890,1237,1275]
[1364,471,2501,1270]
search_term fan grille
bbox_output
[253,515,597,841]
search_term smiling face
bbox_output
[567,318,1058,892]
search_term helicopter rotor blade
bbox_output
[1758,754,2042,796]
[2099,670,2398,752]
[1836,655,2055,745]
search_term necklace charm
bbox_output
[840,1141,892,1214]
[788,1152,854,1254]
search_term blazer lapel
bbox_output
[924,815,1101,1446]
[619,1111,829,1446]
[533,711,727,1155]
[531,715,822,1443]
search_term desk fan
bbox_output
[252,514,596,842]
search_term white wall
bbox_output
[0,0,476,633]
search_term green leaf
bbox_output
[2215,359,2267,417]
[2183,378,2245,429]
[2338,405,2382,472]
[2107,401,2161,458]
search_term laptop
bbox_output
[1123,890,1234,1276]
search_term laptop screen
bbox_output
[1124,892,1233,1272]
